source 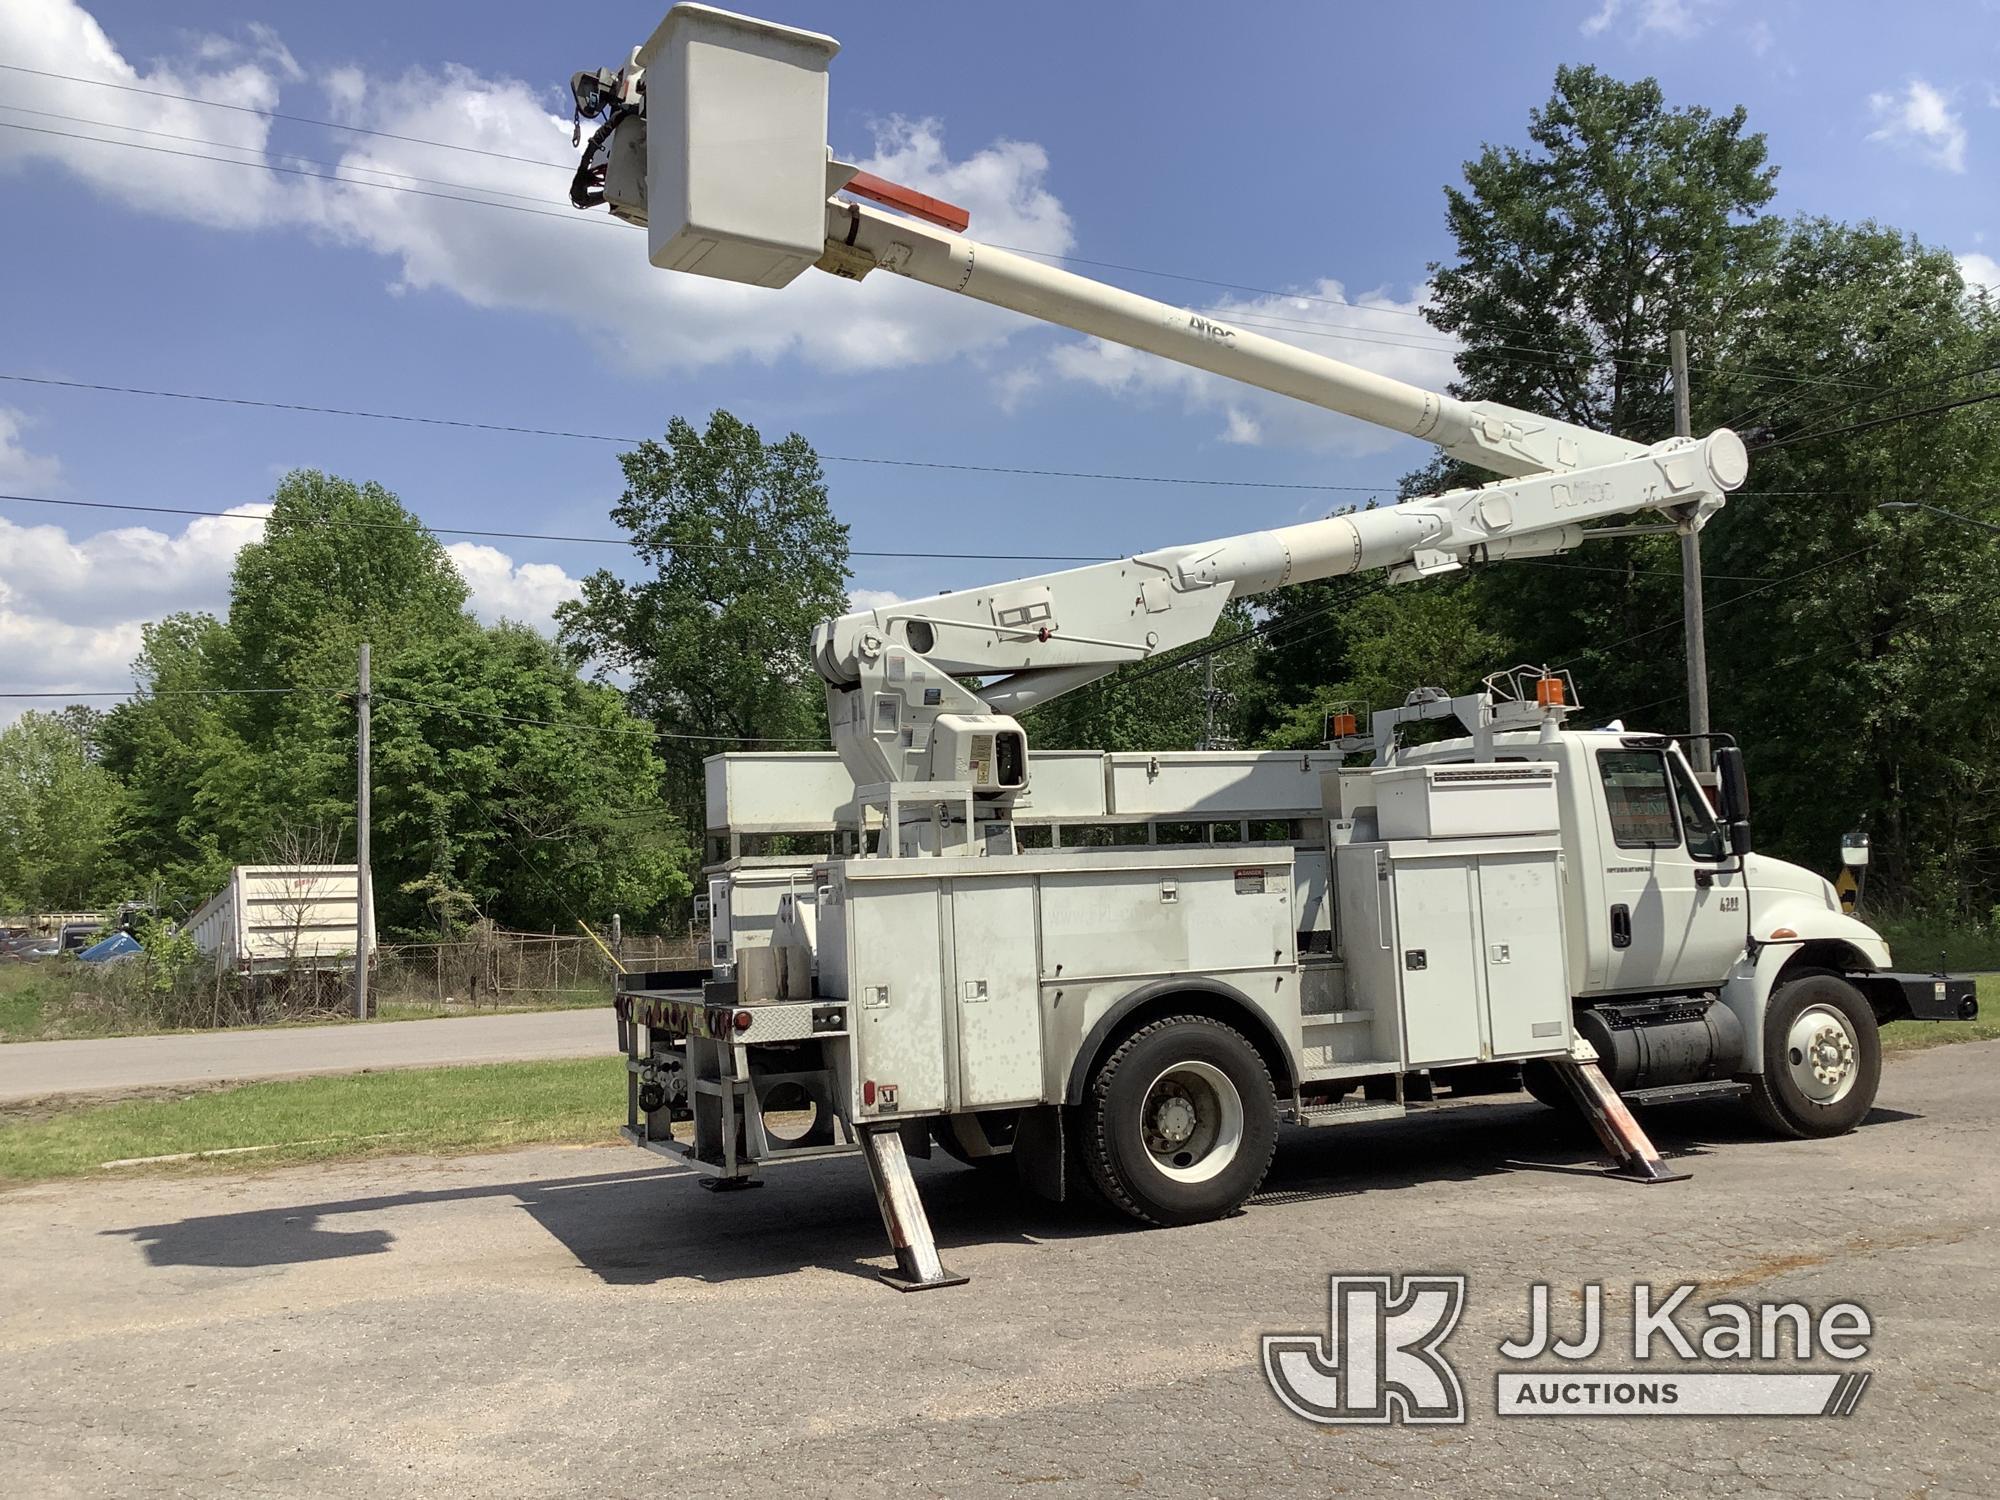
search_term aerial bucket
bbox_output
[636,4,839,288]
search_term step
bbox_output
[1291,1098,1406,1128]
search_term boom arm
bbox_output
[566,6,1748,828]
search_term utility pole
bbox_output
[1199,654,1217,751]
[354,642,372,1020]
[1672,330,1712,774]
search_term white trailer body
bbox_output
[188,865,374,975]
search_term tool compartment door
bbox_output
[950,877,1044,1107]
[847,879,949,1113]
[1392,858,1485,1067]
[1476,850,1571,1057]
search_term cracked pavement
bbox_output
[3,1040,1995,1497]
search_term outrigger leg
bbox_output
[859,1123,968,1291]
[1551,1043,1691,1185]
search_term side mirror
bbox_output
[1715,745,1753,856]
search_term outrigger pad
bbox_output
[860,1123,968,1291]
[1552,1056,1692,1186]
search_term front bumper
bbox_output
[1852,971,1980,1023]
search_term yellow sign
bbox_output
[1834,867,1860,914]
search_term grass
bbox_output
[0,972,46,1042]
[0,1055,626,1186]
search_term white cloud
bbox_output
[1867,79,1969,174]
[0,408,62,490]
[1031,279,1460,457]
[444,542,582,632]
[1960,251,2000,297]
[1581,0,1713,39]
[0,2,292,230]
[1745,19,1776,57]
[0,506,262,716]
[0,2,1076,377]
[846,587,905,612]
[0,505,584,719]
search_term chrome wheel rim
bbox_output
[1141,1060,1244,1183]
[1785,1005,1859,1105]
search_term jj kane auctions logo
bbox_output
[1264,1276,1873,1423]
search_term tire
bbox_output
[1082,1014,1278,1227]
[1746,972,1881,1139]
[1520,1058,1575,1112]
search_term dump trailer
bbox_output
[187,865,374,976]
[562,7,1977,1287]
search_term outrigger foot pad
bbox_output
[696,1176,764,1192]
[1552,1054,1691,1186]
[860,1123,967,1291]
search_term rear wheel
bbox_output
[1746,972,1880,1139]
[1520,1058,1575,1112]
[1083,1015,1278,1226]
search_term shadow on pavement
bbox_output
[103,1095,1923,1283]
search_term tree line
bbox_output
[4,67,1996,933]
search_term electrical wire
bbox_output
[0,492,1119,564]
[1552,543,1880,668]
[0,102,570,208]
[0,119,600,224]
[2,112,1885,398]
[0,61,576,169]
[0,374,1398,494]
[1750,385,2000,455]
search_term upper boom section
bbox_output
[571,4,1645,480]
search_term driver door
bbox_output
[1589,746,1742,994]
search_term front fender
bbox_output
[1718,903,1892,1073]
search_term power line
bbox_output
[0,679,826,745]
[0,373,1399,493]
[0,491,1115,563]
[1554,543,1880,667]
[0,119,597,225]
[0,61,575,170]
[1751,385,2000,455]
[0,101,573,209]
[4,110,1881,400]
[0,686,301,699]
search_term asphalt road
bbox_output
[3,1041,1995,1499]
[0,1009,612,1102]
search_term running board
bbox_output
[1549,1054,1691,1185]
[859,1124,968,1292]
[1621,1079,1751,1108]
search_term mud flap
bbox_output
[1009,1104,1067,1203]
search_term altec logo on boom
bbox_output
[1263,1277,1874,1424]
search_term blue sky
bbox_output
[1,0,1995,708]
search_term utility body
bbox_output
[571,7,1975,1285]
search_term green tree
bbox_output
[1413,64,1783,719]
[1024,603,1257,752]
[1695,221,2000,908]
[1257,583,1509,748]
[229,470,469,694]
[101,473,694,934]
[557,411,851,834]
[0,710,126,910]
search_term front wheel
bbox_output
[1746,973,1881,1139]
[1082,1015,1278,1226]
